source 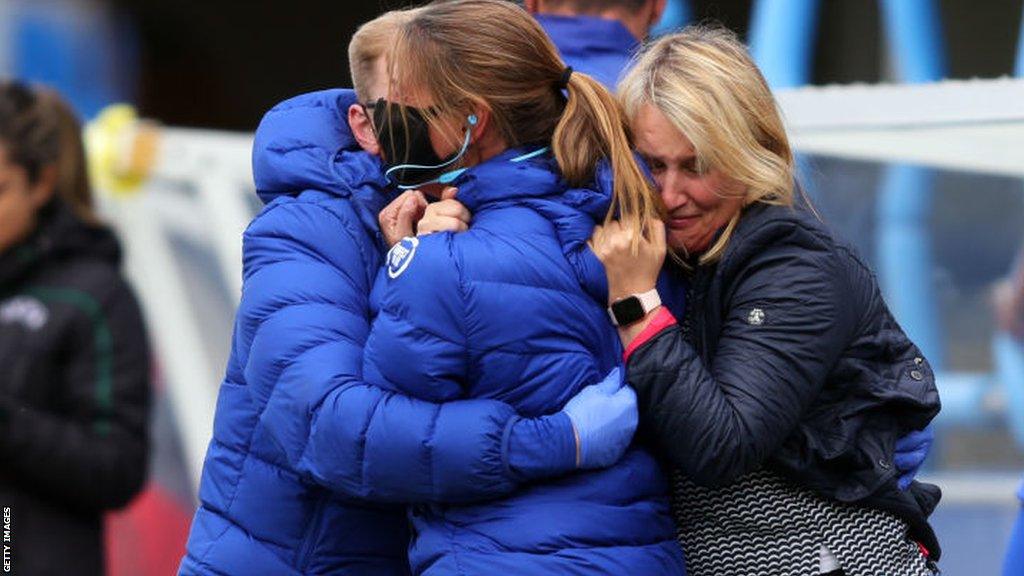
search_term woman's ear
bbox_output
[28,165,57,209]
[348,103,381,156]
[468,105,491,145]
[465,105,508,162]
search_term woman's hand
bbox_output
[417,187,472,236]
[379,189,428,247]
[590,217,667,303]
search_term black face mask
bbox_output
[369,98,448,188]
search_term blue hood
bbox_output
[537,14,640,90]
[251,89,390,207]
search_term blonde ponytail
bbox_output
[554,71,663,248]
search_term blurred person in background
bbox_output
[997,246,1024,576]
[0,81,151,576]
[178,6,642,575]
[994,248,1024,340]
[525,0,666,89]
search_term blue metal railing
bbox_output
[1017,8,1024,78]
[876,0,947,373]
[749,0,821,88]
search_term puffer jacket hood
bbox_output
[451,148,605,212]
[536,14,640,90]
[252,89,392,232]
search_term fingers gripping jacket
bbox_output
[561,367,639,469]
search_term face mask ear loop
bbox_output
[387,114,478,190]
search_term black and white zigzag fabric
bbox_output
[672,468,934,576]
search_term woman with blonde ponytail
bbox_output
[359,0,685,573]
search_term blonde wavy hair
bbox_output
[386,0,663,247]
[619,26,795,265]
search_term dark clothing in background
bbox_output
[627,202,942,559]
[0,200,151,576]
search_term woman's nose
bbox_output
[660,170,690,209]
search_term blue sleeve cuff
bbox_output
[505,411,576,483]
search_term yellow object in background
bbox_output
[85,104,160,196]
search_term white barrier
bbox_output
[97,128,254,491]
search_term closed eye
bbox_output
[642,156,666,173]
[680,158,706,176]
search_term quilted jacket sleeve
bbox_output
[627,223,858,487]
[240,201,573,504]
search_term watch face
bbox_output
[611,296,645,326]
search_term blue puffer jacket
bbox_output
[179,90,578,576]
[362,149,686,575]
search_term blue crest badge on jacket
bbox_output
[387,237,419,279]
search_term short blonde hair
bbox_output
[619,26,795,265]
[348,9,419,101]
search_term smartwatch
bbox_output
[608,288,661,327]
